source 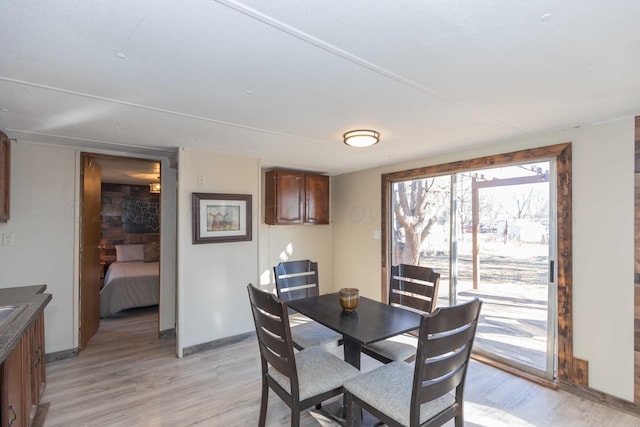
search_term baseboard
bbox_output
[31,401,49,427]
[560,379,640,419]
[182,331,254,357]
[471,353,558,390]
[473,353,640,419]
[159,327,175,338]
[45,348,79,363]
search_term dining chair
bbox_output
[274,260,343,350]
[247,284,360,427]
[344,297,482,427]
[361,264,440,364]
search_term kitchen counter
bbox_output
[0,285,51,363]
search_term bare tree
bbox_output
[456,174,472,237]
[392,178,449,264]
[514,186,535,219]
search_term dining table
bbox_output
[287,292,422,370]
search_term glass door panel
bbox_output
[390,175,452,306]
[389,161,556,380]
[456,163,553,377]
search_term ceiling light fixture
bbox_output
[343,129,380,148]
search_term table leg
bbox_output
[343,337,361,369]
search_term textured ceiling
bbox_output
[1,1,640,176]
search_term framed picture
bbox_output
[192,193,252,244]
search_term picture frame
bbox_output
[192,193,252,244]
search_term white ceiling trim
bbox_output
[0,75,319,142]
[214,0,527,134]
[2,1,639,175]
[215,0,442,95]
[4,128,176,155]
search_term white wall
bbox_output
[572,119,634,399]
[2,140,328,359]
[258,223,333,293]
[176,148,260,356]
[332,117,636,401]
[0,142,77,353]
[4,122,635,401]
[257,169,334,294]
[0,140,178,355]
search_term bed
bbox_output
[100,243,159,317]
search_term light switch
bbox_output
[373,229,381,240]
[2,232,15,246]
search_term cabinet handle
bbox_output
[34,346,42,366]
[8,404,16,426]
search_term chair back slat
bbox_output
[419,362,467,403]
[256,324,289,361]
[427,300,481,332]
[389,264,440,314]
[247,284,298,384]
[422,342,470,381]
[274,260,320,302]
[411,298,482,416]
[424,323,476,358]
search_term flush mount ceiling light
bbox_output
[343,129,380,148]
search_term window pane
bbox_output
[390,175,451,300]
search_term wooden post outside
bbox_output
[471,176,479,290]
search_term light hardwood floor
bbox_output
[43,307,640,426]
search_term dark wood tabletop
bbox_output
[288,292,421,369]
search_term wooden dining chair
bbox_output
[274,260,342,350]
[362,264,440,364]
[344,297,482,427]
[247,284,360,427]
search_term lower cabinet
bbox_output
[1,312,46,427]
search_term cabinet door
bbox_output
[1,337,26,427]
[266,170,305,224]
[305,174,329,224]
[31,313,45,405]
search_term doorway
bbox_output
[79,153,162,349]
[382,143,581,383]
[456,163,554,378]
[389,162,555,379]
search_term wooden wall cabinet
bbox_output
[265,169,329,225]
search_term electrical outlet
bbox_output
[2,232,15,246]
[197,176,205,188]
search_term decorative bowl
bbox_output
[339,288,359,312]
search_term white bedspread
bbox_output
[100,261,159,317]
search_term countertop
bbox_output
[0,284,52,363]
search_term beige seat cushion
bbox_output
[344,361,455,426]
[363,333,417,361]
[290,321,342,349]
[269,347,360,401]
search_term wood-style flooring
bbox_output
[43,307,640,426]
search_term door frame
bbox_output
[75,152,176,353]
[79,153,102,349]
[381,143,588,386]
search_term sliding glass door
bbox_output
[389,160,557,380]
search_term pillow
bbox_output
[143,242,159,262]
[115,244,144,262]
